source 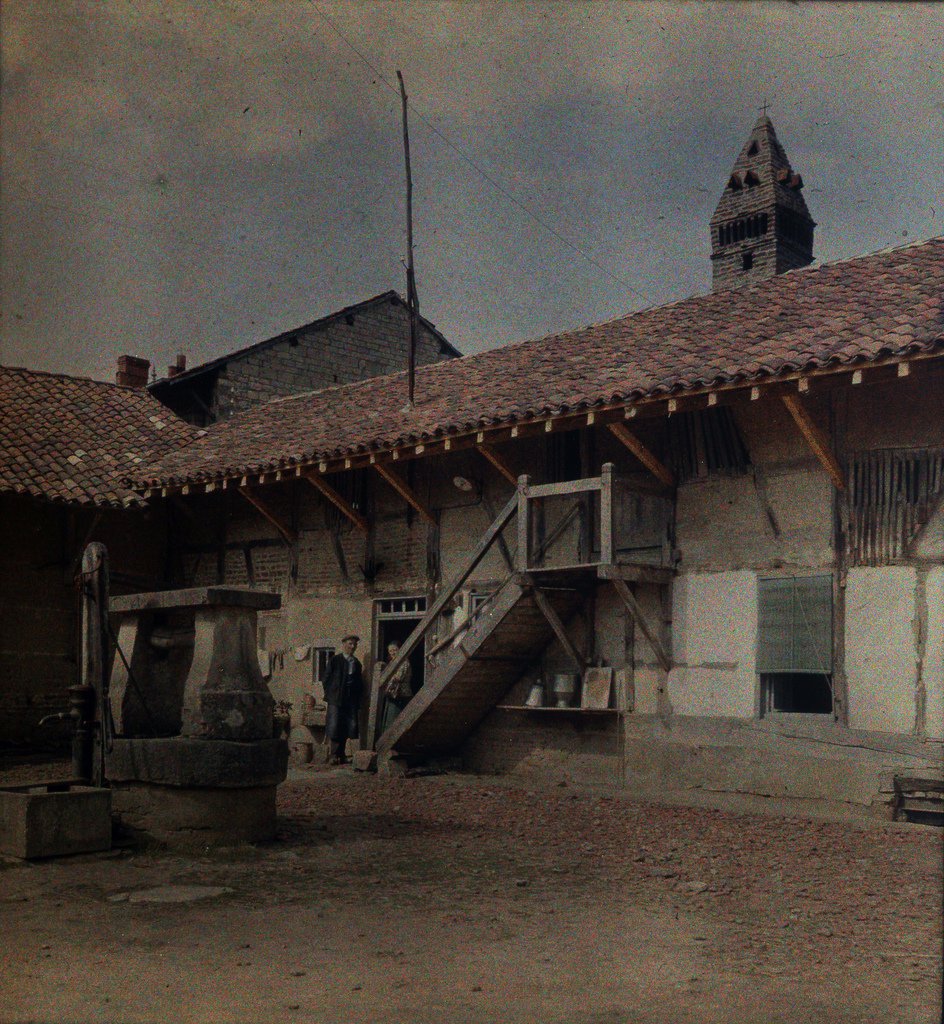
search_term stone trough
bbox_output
[106,586,287,845]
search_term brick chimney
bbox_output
[116,355,151,388]
[167,352,187,378]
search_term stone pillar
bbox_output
[180,606,274,741]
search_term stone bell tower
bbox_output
[709,115,815,291]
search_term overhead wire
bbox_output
[307,1,653,305]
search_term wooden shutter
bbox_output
[757,575,832,674]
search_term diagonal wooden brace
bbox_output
[301,470,369,531]
[607,422,675,488]
[477,443,518,485]
[373,463,437,526]
[781,394,846,490]
[237,486,297,545]
[529,583,587,675]
[608,575,672,673]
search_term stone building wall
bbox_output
[212,297,454,420]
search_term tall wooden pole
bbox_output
[397,70,418,408]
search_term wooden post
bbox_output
[600,462,614,566]
[80,542,109,787]
[516,474,531,571]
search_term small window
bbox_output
[742,252,754,271]
[758,576,833,716]
[748,141,759,156]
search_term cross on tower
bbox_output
[759,98,772,117]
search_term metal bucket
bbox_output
[551,672,578,708]
[525,682,546,708]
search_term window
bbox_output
[742,252,754,271]
[312,645,335,685]
[757,575,833,715]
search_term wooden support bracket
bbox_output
[781,394,846,491]
[237,486,298,545]
[607,575,672,673]
[372,463,437,526]
[529,583,587,675]
[607,422,675,488]
[477,443,518,485]
[301,470,370,532]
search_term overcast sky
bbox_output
[2,1,942,383]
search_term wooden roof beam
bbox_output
[607,422,676,488]
[372,463,436,526]
[477,442,518,485]
[300,469,370,531]
[236,486,297,545]
[781,393,846,490]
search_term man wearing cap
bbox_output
[322,634,364,765]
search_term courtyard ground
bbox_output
[0,760,941,1024]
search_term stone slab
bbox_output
[111,587,281,614]
[126,885,232,904]
[352,750,377,772]
[106,737,288,788]
[0,783,111,859]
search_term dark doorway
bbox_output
[377,616,425,692]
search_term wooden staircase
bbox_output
[377,573,585,757]
[369,464,674,763]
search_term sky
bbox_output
[2,1,943,383]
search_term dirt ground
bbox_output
[0,759,941,1024]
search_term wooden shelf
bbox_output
[496,705,621,715]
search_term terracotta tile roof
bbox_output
[0,367,201,507]
[142,237,944,489]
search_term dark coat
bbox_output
[322,652,364,708]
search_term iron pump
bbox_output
[39,542,109,785]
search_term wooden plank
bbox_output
[372,463,437,526]
[237,487,298,545]
[478,443,518,485]
[597,563,674,586]
[300,469,369,531]
[529,584,586,674]
[526,476,603,499]
[781,394,846,491]
[607,422,675,488]
[608,576,672,673]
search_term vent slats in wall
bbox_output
[847,447,944,565]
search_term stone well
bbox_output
[105,586,287,845]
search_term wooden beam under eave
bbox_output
[300,469,370,532]
[607,422,675,488]
[236,486,298,545]
[781,394,846,491]
[372,463,437,526]
[477,442,518,485]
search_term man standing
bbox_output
[322,634,363,765]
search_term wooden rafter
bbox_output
[477,443,517,485]
[529,583,587,675]
[781,394,846,490]
[607,422,675,488]
[236,486,297,545]
[372,463,436,526]
[300,470,369,532]
[607,575,672,673]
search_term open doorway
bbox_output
[371,597,427,745]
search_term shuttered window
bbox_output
[757,575,833,674]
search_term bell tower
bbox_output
[710,115,815,291]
